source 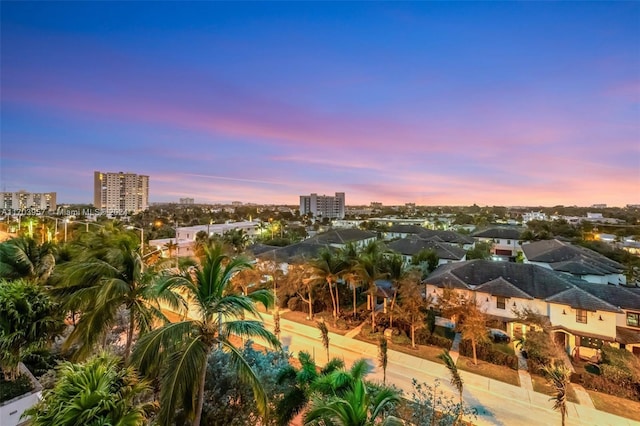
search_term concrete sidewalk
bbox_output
[255,312,639,426]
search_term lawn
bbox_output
[456,355,520,387]
[530,373,579,404]
[588,390,640,422]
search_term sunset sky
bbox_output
[1,2,639,206]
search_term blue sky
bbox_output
[1,2,638,206]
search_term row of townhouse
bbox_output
[424,260,640,359]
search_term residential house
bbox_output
[522,239,626,285]
[424,260,640,359]
[386,235,466,266]
[308,228,377,249]
[418,229,475,250]
[472,227,524,259]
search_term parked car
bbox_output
[489,328,510,343]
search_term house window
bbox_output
[627,312,640,328]
[507,240,511,244]
[496,297,506,310]
[576,309,587,324]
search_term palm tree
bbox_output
[163,239,178,260]
[437,350,464,425]
[378,336,388,384]
[0,279,64,380]
[131,245,280,426]
[304,376,403,426]
[223,228,250,253]
[54,233,181,360]
[385,253,405,328]
[354,250,386,330]
[317,320,330,362]
[542,363,572,426]
[276,351,344,426]
[338,242,361,317]
[25,352,155,426]
[0,236,55,283]
[309,248,347,319]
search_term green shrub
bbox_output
[287,296,303,312]
[391,330,411,346]
[0,373,34,403]
[414,329,452,349]
[459,340,518,370]
[579,371,640,401]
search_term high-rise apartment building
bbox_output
[94,171,149,213]
[1,190,57,211]
[179,198,195,205]
[299,192,345,219]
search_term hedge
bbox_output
[415,329,453,350]
[458,340,518,370]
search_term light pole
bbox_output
[126,225,145,256]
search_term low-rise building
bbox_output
[424,260,640,359]
[522,239,626,285]
[472,227,524,258]
[386,235,466,266]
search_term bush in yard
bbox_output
[415,328,453,350]
[579,371,640,401]
[459,340,518,370]
[520,330,556,374]
[287,296,303,312]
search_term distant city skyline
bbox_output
[1,2,638,206]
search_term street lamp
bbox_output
[126,225,145,256]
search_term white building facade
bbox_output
[93,171,149,213]
[299,192,345,219]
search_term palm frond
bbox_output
[158,335,209,425]
[349,358,373,381]
[321,358,345,376]
[437,350,463,395]
[220,320,281,349]
[130,320,196,377]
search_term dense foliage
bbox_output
[0,279,64,380]
[25,352,154,426]
[193,343,291,426]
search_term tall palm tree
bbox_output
[378,336,388,384]
[438,350,464,425]
[542,363,572,426]
[338,242,361,317]
[131,245,280,426]
[276,351,344,426]
[354,251,386,329]
[54,233,181,360]
[385,253,405,328]
[309,248,347,319]
[317,320,330,362]
[0,236,55,283]
[25,352,155,426]
[304,375,402,426]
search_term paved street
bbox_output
[253,311,639,426]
